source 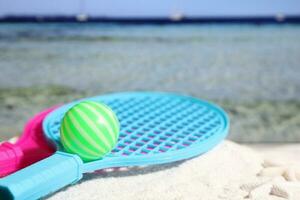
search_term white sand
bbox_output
[4,138,299,199]
[46,141,297,200]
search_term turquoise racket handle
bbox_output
[0,151,83,200]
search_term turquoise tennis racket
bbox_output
[0,92,229,200]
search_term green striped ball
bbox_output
[60,101,119,162]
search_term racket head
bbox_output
[43,92,229,172]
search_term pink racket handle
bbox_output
[0,142,23,176]
[0,106,57,177]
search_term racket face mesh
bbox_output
[45,93,228,158]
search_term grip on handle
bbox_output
[0,142,23,177]
[0,151,83,200]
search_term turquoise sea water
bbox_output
[0,23,300,142]
[1,23,300,100]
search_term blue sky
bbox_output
[0,0,300,17]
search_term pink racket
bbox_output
[0,107,57,177]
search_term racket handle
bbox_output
[0,142,23,177]
[0,151,83,200]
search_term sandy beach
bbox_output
[41,141,299,200]
[3,137,299,199]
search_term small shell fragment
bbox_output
[248,183,272,199]
[263,159,285,168]
[283,169,298,182]
[271,184,291,199]
[258,167,286,177]
[240,181,266,193]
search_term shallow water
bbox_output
[1,23,300,100]
[0,23,300,142]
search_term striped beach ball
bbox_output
[60,101,119,162]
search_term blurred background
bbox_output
[0,0,299,143]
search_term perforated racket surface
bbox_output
[0,92,229,200]
[46,92,229,171]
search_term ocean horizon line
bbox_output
[1,15,300,24]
